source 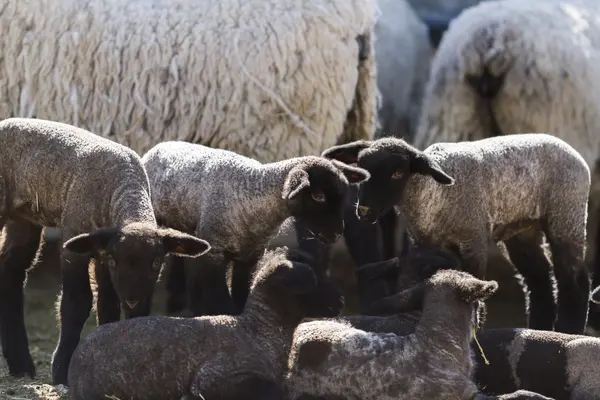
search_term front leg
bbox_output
[51,248,93,385]
[93,258,121,325]
[458,239,489,279]
[231,257,259,314]
[190,251,235,316]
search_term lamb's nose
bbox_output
[358,205,371,218]
[125,300,139,309]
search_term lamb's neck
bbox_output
[109,179,157,228]
[416,296,474,362]
[240,294,303,366]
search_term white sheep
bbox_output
[3,0,378,162]
[322,134,591,335]
[411,0,600,329]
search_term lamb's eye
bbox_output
[391,171,403,180]
[311,191,326,203]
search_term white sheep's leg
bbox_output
[0,219,42,378]
[504,230,556,330]
[51,245,93,385]
[92,258,120,325]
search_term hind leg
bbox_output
[544,209,589,334]
[0,219,43,378]
[504,230,556,331]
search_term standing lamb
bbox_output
[0,118,211,384]
[322,134,591,334]
[412,0,600,330]
[141,141,369,316]
[67,246,343,399]
[285,269,550,400]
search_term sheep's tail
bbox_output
[336,30,378,145]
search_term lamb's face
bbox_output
[63,223,210,318]
[321,139,454,223]
[283,158,369,244]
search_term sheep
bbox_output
[4,0,377,162]
[322,134,591,334]
[284,269,552,400]
[67,246,344,400]
[141,141,369,316]
[343,247,569,400]
[411,0,600,331]
[0,118,211,384]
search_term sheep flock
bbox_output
[3,0,600,399]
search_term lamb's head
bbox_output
[248,247,343,323]
[282,156,369,243]
[64,222,210,317]
[370,270,498,320]
[321,138,454,223]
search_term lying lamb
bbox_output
[0,118,210,384]
[141,141,369,316]
[285,269,507,400]
[352,244,596,400]
[68,246,342,399]
[322,134,591,334]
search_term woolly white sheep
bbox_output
[0,118,210,385]
[411,0,600,329]
[67,247,342,400]
[141,141,369,316]
[322,134,591,334]
[3,0,378,162]
[284,269,540,400]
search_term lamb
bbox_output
[4,0,377,162]
[411,0,600,330]
[67,246,343,400]
[343,246,568,400]
[141,141,369,316]
[0,118,211,385]
[322,134,591,334]
[285,269,552,400]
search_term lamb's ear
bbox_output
[330,159,370,184]
[63,227,120,254]
[410,152,455,185]
[282,168,311,200]
[161,229,211,258]
[369,284,426,314]
[321,140,372,164]
[355,258,400,281]
[455,277,499,304]
[273,261,318,295]
[591,286,600,304]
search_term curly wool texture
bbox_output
[374,0,432,140]
[414,0,600,167]
[1,0,378,162]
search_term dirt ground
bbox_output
[0,237,546,399]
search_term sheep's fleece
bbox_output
[2,0,378,162]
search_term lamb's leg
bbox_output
[164,255,188,315]
[51,248,93,385]
[545,219,589,334]
[93,259,120,325]
[504,230,556,330]
[231,258,258,314]
[0,219,42,378]
[194,252,235,316]
[458,239,489,279]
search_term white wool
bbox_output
[1,0,378,162]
